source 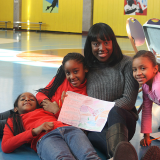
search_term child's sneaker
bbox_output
[113,141,138,160]
[141,146,160,160]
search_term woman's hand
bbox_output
[32,122,54,136]
[41,99,60,114]
[140,133,151,146]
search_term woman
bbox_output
[84,22,139,159]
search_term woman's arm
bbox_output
[114,59,139,110]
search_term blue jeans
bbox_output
[36,126,101,160]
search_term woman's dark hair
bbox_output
[37,52,87,99]
[7,93,40,136]
[133,50,160,72]
[84,23,123,67]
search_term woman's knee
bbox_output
[109,106,126,116]
[108,106,127,127]
[109,106,119,115]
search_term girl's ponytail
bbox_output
[37,65,66,99]
[7,111,25,136]
[6,94,25,135]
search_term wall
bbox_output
[0,0,13,28]
[93,0,160,36]
[21,0,83,33]
[1,0,160,35]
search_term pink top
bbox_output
[141,72,160,133]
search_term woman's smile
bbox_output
[98,52,108,58]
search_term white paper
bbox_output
[150,132,160,140]
[58,91,115,132]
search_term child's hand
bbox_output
[140,134,151,146]
[32,122,54,136]
[140,138,151,146]
[41,99,60,114]
[61,91,68,104]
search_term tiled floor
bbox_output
[0,29,160,160]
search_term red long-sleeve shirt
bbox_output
[36,77,87,105]
[2,109,68,153]
[2,78,87,153]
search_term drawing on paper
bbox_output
[58,91,115,132]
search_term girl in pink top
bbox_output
[132,50,160,146]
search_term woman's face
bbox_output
[91,38,113,63]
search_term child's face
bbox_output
[64,60,88,87]
[15,92,37,114]
[91,38,113,63]
[132,57,158,86]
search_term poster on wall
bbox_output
[43,0,58,13]
[124,0,147,15]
